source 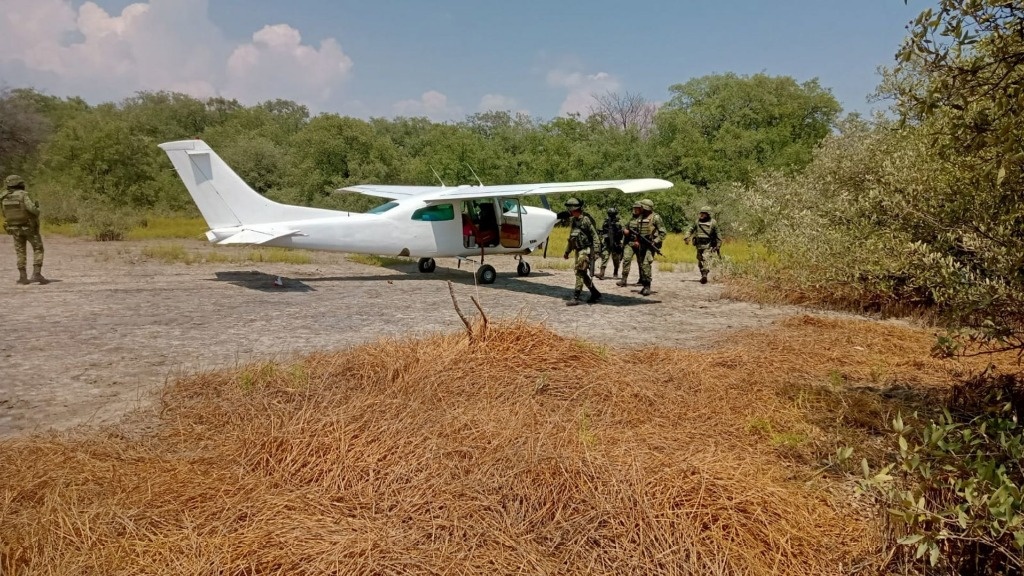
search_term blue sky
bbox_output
[0,0,923,122]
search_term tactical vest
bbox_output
[0,191,30,226]
[635,215,657,238]
[693,220,716,244]
[569,218,593,251]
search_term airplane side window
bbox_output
[411,203,455,221]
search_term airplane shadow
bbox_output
[208,270,316,292]
[291,266,658,307]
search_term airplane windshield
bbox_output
[367,201,399,214]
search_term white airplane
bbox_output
[158,139,673,284]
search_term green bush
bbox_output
[861,374,1024,574]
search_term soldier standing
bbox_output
[562,198,601,306]
[595,206,623,280]
[1,175,48,285]
[684,206,721,284]
[620,198,665,296]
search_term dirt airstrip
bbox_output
[0,234,827,438]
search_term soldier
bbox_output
[620,198,665,296]
[1,175,48,285]
[684,206,721,284]
[562,198,601,306]
[616,201,644,287]
[595,206,623,280]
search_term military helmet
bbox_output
[564,197,581,209]
[632,201,643,209]
[606,207,618,216]
[640,199,654,210]
[700,205,712,214]
[4,174,25,189]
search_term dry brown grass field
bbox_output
[2,309,1002,573]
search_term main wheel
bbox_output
[516,261,531,277]
[476,264,497,284]
[417,257,436,273]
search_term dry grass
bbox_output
[0,315,995,575]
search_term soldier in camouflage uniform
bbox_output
[620,198,665,296]
[684,206,721,284]
[616,202,644,287]
[595,206,623,280]
[1,175,48,285]
[562,198,601,306]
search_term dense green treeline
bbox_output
[0,72,841,234]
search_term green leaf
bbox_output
[899,534,925,545]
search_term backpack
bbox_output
[0,190,30,226]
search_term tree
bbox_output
[0,87,54,174]
[896,0,1024,165]
[656,73,841,186]
[588,90,657,136]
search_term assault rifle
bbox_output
[624,226,664,257]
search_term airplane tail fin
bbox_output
[158,139,335,229]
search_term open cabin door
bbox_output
[462,197,522,249]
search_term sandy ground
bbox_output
[0,234,818,439]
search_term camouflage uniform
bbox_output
[616,203,644,287]
[686,206,721,284]
[619,199,665,296]
[1,175,48,285]
[595,207,623,280]
[562,198,601,305]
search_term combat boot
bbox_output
[31,265,49,285]
[615,275,628,287]
[640,283,651,296]
[587,287,602,304]
[565,290,583,306]
[595,266,606,280]
[613,266,619,278]
[16,268,29,285]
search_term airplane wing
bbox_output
[414,178,674,203]
[334,184,444,200]
[210,225,303,245]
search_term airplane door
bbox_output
[461,198,521,249]
[498,197,523,249]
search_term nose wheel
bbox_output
[516,260,531,277]
[417,257,436,273]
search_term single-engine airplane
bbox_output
[158,139,673,284]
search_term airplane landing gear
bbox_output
[516,261,531,277]
[476,264,497,284]
[417,257,436,273]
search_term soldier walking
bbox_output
[1,175,48,285]
[595,206,624,280]
[616,202,643,287]
[684,206,721,284]
[562,198,601,306]
[619,198,665,296]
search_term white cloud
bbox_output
[546,68,621,117]
[223,24,353,105]
[0,0,353,110]
[392,90,463,121]
[477,93,528,115]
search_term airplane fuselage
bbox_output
[211,198,559,259]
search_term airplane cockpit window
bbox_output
[411,203,455,221]
[501,198,521,214]
[367,201,399,214]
